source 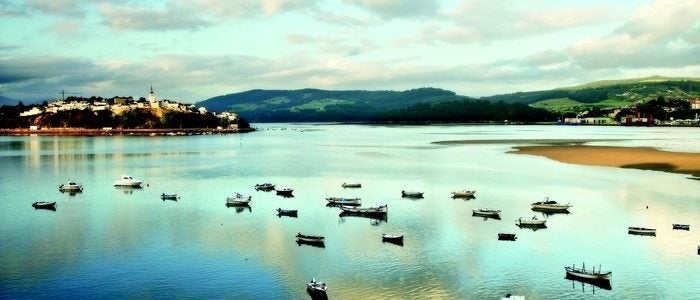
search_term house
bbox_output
[20,107,43,117]
[690,98,700,110]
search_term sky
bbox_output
[1,0,699,103]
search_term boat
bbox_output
[296,233,325,247]
[451,190,476,198]
[325,197,361,206]
[113,175,143,187]
[226,193,251,206]
[160,193,178,200]
[501,294,526,300]
[672,224,690,230]
[564,264,612,286]
[628,226,656,236]
[254,183,275,191]
[275,188,294,196]
[382,233,404,245]
[472,208,501,218]
[498,233,517,241]
[340,204,388,215]
[516,216,547,227]
[306,278,328,297]
[401,190,423,198]
[276,208,298,217]
[58,180,83,192]
[531,197,572,212]
[32,201,56,209]
[341,182,361,188]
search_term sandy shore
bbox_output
[510,145,700,179]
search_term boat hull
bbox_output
[340,205,387,215]
[498,233,517,241]
[628,227,656,236]
[326,198,361,206]
[32,202,56,210]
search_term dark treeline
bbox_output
[370,100,558,123]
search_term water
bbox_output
[1,124,699,299]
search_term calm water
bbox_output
[1,124,699,299]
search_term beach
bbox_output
[511,145,700,179]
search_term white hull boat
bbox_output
[226,193,251,206]
[113,175,143,187]
[451,190,475,198]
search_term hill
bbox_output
[0,95,19,106]
[197,88,471,122]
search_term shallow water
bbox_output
[1,124,699,299]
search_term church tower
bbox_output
[147,85,156,103]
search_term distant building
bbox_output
[20,107,43,117]
[690,98,700,110]
[148,85,156,103]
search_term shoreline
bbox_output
[0,127,255,136]
[510,145,700,180]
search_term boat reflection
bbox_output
[535,210,570,217]
[516,224,547,231]
[339,211,388,224]
[59,190,82,196]
[307,288,328,300]
[565,274,612,292]
[452,195,476,201]
[225,204,251,213]
[114,186,142,194]
[297,240,325,248]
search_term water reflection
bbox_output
[565,274,613,292]
[114,186,142,194]
[452,195,476,201]
[296,240,325,248]
[338,211,388,224]
[225,204,252,213]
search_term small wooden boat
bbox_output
[275,188,294,196]
[59,180,83,192]
[160,193,178,200]
[628,226,656,236]
[451,190,475,198]
[382,233,404,244]
[515,216,547,227]
[226,193,251,206]
[296,233,325,247]
[564,264,612,282]
[325,197,361,206]
[531,197,572,212]
[473,208,501,218]
[306,278,328,295]
[32,201,56,209]
[401,190,423,198]
[340,204,387,215]
[276,208,298,217]
[254,183,275,191]
[498,233,517,241]
[341,182,361,188]
[672,224,690,230]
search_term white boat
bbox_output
[516,216,547,226]
[565,263,611,281]
[473,208,501,218]
[306,278,328,294]
[531,197,571,212]
[401,190,424,198]
[451,190,475,198]
[226,193,251,206]
[59,180,83,192]
[628,226,656,236]
[342,182,361,188]
[113,175,143,187]
[340,204,388,215]
[325,197,361,206]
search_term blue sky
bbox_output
[1,0,699,103]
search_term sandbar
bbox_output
[510,145,700,180]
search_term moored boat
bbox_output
[296,233,325,247]
[473,208,501,218]
[342,182,361,188]
[226,193,251,206]
[32,201,56,209]
[628,226,656,236]
[516,216,547,227]
[340,204,387,215]
[498,233,517,241]
[275,188,294,196]
[672,224,690,230]
[531,197,572,212]
[451,190,475,198]
[565,263,611,284]
[254,183,275,191]
[325,197,361,206]
[276,208,298,217]
[113,175,143,187]
[401,190,423,198]
[59,180,83,192]
[306,278,328,296]
[160,193,178,200]
[382,233,404,244]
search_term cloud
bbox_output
[22,0,86,16]
[342,0,440,18]
[97,3,211,31]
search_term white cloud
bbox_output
[342,0,440,18]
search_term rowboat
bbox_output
[340,204,388,215]
[498,233,517,241]
[515,216,547,227]
[275,188,294,197]
[382,233,404,245]
[226,193,251,206]
[254,183,275,191]
[672,224,690,230]
[32,201,56,209]
[451,190,476,198]
[472,208,501,218]
[59,180,83,192]
[341,182,361,188]
[160,193,178,200]
[276,208,298,217]
[296,233,325,247]
[325,197,361,206]
[565,263,611,290]
[401,190,423,198]
[306,278,328,296]
[531,197,572,212]
[628,226,656,236]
